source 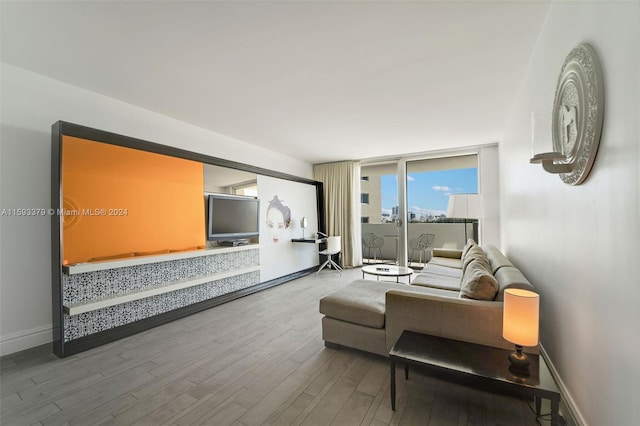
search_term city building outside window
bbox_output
[360,156,478,224]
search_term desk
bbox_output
[389,331,561,425]
[291,238,327,243]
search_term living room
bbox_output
[1,1,638,425]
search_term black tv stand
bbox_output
[219,240,249,247]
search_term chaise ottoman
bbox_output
[319,279,434,356]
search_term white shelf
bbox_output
[63,244,260,275]
[63,265,260,316]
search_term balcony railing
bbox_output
[361,222,477,266]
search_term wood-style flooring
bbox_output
[1,268,543,425]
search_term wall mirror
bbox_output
[204,164,257,196]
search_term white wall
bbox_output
[499,2,639,424]
[0,63,313,355]
[258,176,320,282]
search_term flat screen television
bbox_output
[207,194,259,242]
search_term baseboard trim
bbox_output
[540,344,586,426]
[0,325,52,356]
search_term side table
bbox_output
[389,331,562,425]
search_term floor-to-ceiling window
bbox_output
[361,154,479,267]
[361,162,399,264]
[406,154,478,266]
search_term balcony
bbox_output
[361,221,477,267]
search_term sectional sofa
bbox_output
[319,241,538,357]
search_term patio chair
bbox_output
[362,232,384,263]
[409,233,435,265]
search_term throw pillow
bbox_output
[461,239,478,260]
[460,259,499,300]
[462,245,489,272]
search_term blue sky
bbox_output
[381,168,478,217]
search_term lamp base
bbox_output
[508,345,530,377]
[508,364,531,380]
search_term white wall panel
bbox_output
[258,175,320,282]
[499,2,639,424]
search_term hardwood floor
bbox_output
[1,268,543,425]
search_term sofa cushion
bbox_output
[405,285,461,299]
[421,263,464,279]
[432,248,463,259]
[460,259,499,301]
[411,272,461,291]
[428,256,463,269]
[493,266,536,301]
[319,280,409,328]
[483,245,515,274]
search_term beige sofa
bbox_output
[319,242,538,357]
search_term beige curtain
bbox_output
[313,161,362,267]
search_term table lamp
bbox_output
[503,288,539,374]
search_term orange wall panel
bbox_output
[61,136,205,263]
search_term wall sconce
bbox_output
[529,43,604,185]
[529,112,573,174]
[503,288,539,376]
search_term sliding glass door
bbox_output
[361,153,479,268]
[405,155,478,267]
[360,162,402,265]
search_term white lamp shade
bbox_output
[446,194,483,219]
[503,288,539,347]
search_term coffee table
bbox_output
[361,265,413,283]
[389,331,561,425]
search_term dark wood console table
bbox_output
[291,238,327,243]
[389,331,561,425]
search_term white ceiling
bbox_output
[1,1,549,164]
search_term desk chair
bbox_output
[317,236,342,276]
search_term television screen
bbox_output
[207,194,259,241]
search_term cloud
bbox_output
[409,206,447,217]
[407,175,415,182]
[432,185,450,192]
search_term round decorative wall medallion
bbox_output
[552,43,604,185]
[62,197,80,228]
